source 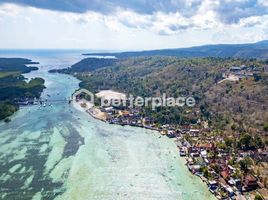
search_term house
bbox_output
[220,170,230,181]
[189,164,201,174]
[208,180,218,194]
[227,165,236,173]
[189,129,200,137]
[179,147,187,157]
[17,100,29,105]
[167,130,176,138]
[264,65,268,73]
[241,65,247,70]
[243,175,258,191]
[180,125,191,133]
[200,150,208,158]
[225,187,235,198]
[119,110,130,117]
[228,178,241,187]
[104,106,114,112]
[196,143,215,151]
[230,66,241,72]
[188,147,199,157]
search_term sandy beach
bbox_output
[96,90,126,101]
[72,98,107,121]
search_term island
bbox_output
[51,55,268,199]
[0,58,45,121]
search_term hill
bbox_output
[83,40,268,59]
[0,58,39,73]
[64,56,268,134]
[0,58,45,121]
[49,58,116,73]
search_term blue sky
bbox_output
[0,0,268,50]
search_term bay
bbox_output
[0,51,215,200]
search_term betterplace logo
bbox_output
[72,89,195,110]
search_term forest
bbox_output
[59,56,268,134]
[0,58,45,121]
[83,40,268,59]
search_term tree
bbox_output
[211,163,221,173]
[239,158,252,173]
[201,166,209,178]
[238,134,252,150]
[264,123,268,132]
[224,137,235,148]
[254,137,264,148]
[254,194,263,200]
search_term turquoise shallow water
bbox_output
[0,52,216,200]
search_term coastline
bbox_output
[72,98,107,121]
[71,97,217,199]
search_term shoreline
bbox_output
[70,89,265,200]
[72,98,107,121]
[71,99,218,199]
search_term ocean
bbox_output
[0,50,215,200]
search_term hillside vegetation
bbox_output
[59,56,268,134]
[49,58,116,73]
[83,40,268,59]
[0,58,45,121]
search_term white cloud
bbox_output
[239,15,268,28]
[258,0,268,7]
[0,2,267,49]
[0,3,19,18]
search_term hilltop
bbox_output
[54,56,268,134]
[83,40,268,60]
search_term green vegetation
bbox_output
[49,58,116,73]
[254,194,263,200]
[0,58,45,121]
[0,58,39,73]
[206,72,268,133]
[83,40,268,59]
[239,157,252,173]
[0,102,18,120]
[200,166,209,178]
[224,137,235,148]
[0,71,20,78]
[61,56,267,134]
[264,123,268,131]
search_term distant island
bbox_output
[0,58,45,121]
[83,40,268,60]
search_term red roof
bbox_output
[220,170,229,180]
[196,143,214,149]
[245,175,257,183]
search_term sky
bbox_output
[0,0,268,50]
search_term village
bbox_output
[73,93,268,200]
[219,64,267,84]
[100,108,268,199]
[72,64,268,200]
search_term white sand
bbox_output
[96,90,126,100]
[73,99,107,121]
[72,99,93,112]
